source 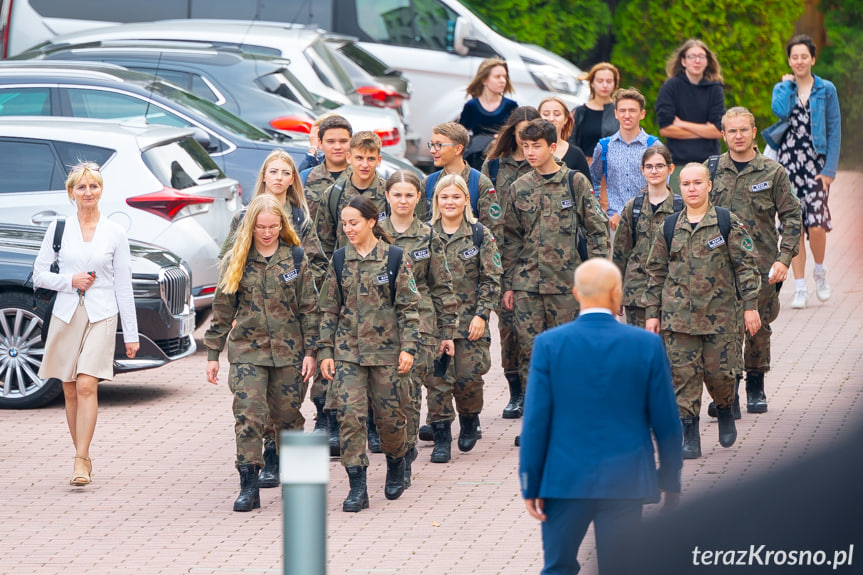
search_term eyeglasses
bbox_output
[69,162,100,173]
[427,142,459,151]
[644,163,668,172]
[254,224,282,233]
[685,54,707,62]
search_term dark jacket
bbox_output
[569,102,618,155]
[655,72,725,164]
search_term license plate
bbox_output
[180,314,195,337]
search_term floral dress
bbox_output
[777,97,831,231]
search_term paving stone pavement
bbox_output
[1,171,861,575]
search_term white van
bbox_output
[1,0,588,167]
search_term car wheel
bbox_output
[0,291,62,409]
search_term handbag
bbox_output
[32,219,66,345]
[761,118,789,151]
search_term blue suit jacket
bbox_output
[519,312,683,501]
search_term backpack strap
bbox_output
[599,137,610,180]
[385,244,404,305]
[327,177,347,229]
[425,171,441,201]
[471,221,484,248]
[630,193,646,246]
[291,245,304,271]
[332,247,346,304]
[300,166,312,187]
[715,205,731,244]
[563,170,589,263]
[51,218,66,254]
[646,134,660,147]
[291,205,309,240]
[663,212,679,252]
[467,168,481,217]
[488,157,500,188]
[707,155,721,183]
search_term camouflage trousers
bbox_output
[743,282,780,372]
[331,361,410,468]
[228,363,308,467]
[497,299,520,375]
[308,368,327,402]
[513,291,579,387]
[427,337,491,422]
[624,306,647,329]
[406,343,437,450]
[663,331,742,418]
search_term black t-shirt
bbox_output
[579,108,604,156]
[732,159,751,173]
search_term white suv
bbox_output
[0,116,240,314]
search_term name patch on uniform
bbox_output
[461,246,479,259]
[280,270,298,283]
[376,274,389,285]
[707,235,726,250]
[412,248,431,261]
[560,199,574,209]
[378,212,387,221]
[751,181,772,192]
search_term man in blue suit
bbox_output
[519,258,683,574]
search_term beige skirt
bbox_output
[39,300,118,382]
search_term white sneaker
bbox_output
[791,288,808,309]
[814,268,832,302]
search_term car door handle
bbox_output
[31,211,61,226]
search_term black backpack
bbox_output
[562,170,589,263]
[332,244,404,305]
[663,205,732,252]
[631,193,684,246]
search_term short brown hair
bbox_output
[519,119,558,146]
[432,122,469,149]
[318,114,352,141]
[612,88,646,111]
[349,131,382,154]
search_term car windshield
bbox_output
[304,38,356,95]
[143,80,274,142]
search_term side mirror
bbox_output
[452,16,471,56]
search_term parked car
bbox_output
[15,20,411,157]
[0,116,238,314]
[0,222,196,408]
[18,40,409,156]
[0,0,587,167]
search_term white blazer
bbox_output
[33,216,139,343]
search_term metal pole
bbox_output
[281,430,328,575]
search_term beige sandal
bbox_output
[70,456,92,486]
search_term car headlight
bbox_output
[528,63,583,96]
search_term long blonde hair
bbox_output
[253,150,310,225]
[219,195,301,294]
[430,174,477,225]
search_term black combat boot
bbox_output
[746,370,768,413]
[384,455,406,500]
[707,377,742,420]
[681,417,702,460]
[430,421,452,463]
[418,424,434,442]
[312,396,327,433]
[716,406,738,448]
[457,414,479,452]
[367,407,382,453]
[342,466,369,512]
[501,372,524,419]
[327,410,341,457]
[233,464,261,512]
[403,446,418,489]
[258,438,279,488]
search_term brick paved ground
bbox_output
[1,171,861,575]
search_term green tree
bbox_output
[818,0,863,168]
[611,0,804,140]
[460,0,612,66]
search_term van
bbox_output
[0,0,588,167]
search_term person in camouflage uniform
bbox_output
[427,173,502,463]
[381,169,458,485]
[644,163,762,460]
[502,119,609,445]
[302,115,352,224]
[613,144,678,328]
[318,195,421,512]
[481,106,540,420]
[419,122,504,241]
[205,195,319,512]
[708,107,802,417]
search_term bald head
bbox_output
[573,258,622,311]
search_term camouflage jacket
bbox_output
[708,152,802,273]
[205,241,320,366]
[643,207,761,335]
[419,163,504,240]
[481,155,532,211]
[218,200,329,287]
[303,164,350,225]
[316,173,389,259]
[432,219,502,340]
[317,241,420,365]
[613,188,680,308]
[502,167,609,294]
[381,217,459,340]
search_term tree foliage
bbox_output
[460,0,612,66]
[611,0,804,141]
[818,0,863,168]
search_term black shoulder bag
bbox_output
[33,219,66,345]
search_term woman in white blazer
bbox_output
[33,162,139,487]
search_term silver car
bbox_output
[0,116,240,315]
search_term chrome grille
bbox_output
[159,267,190,316]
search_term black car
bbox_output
[0,223,196,409]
